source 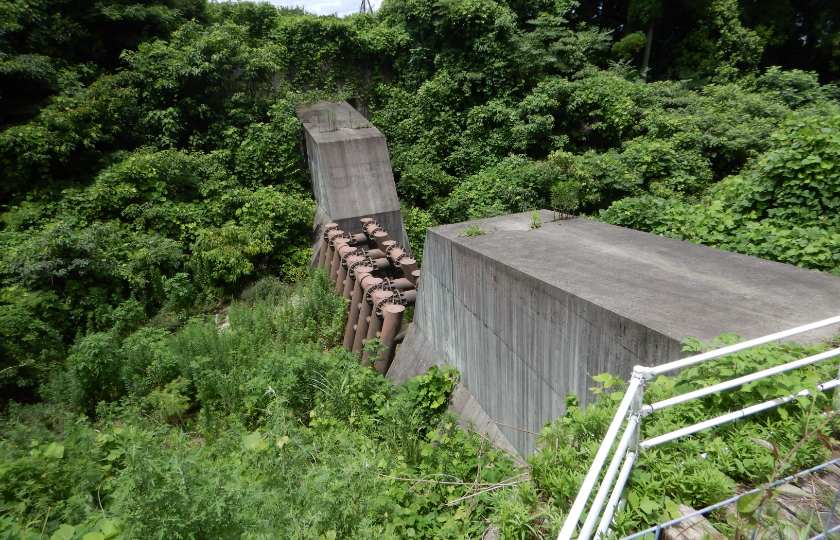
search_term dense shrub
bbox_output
[600,111,840,275]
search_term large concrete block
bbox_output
[390,210,840,456]
[296,101,409,253]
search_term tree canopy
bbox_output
[1,0,839,537]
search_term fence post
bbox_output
[592,367,647,540]
[834,362,840,411]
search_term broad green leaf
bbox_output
[664,498,681,520]
[242,432,267,452]
[638,498,659,515]
[83,533,105,540]
[99,519,121,539]
[748,437,779,459]
[51,524,76,540]
[44,442,64,459]
[775,484,809,497]
[736,491,763,516]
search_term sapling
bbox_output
[529,210,542,230]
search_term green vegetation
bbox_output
[458,225,487,237]
[3,0,839,399]
[3,270,837,538]
[496,336,840,538]
[1,273,519,539]
[529,210,542,230]
[600,111,840,273]
[2,0,840,538]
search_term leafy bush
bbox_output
[1,273,521,540]
[524,334,840,535]
[458,225,486,237]
[600,110,840,274]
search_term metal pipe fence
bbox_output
[618,457,840,540]
[558,315,840,540]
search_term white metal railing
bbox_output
[557,314,840,540]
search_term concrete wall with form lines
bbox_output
[296,101,409,255]
[389,210,840,457]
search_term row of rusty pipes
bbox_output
[316,218,419,376]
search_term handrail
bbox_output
[645,315,840,377]
[641,378,840,449]
[557,315,840,540]
[642,346,840,415]
[618,456,840,540]
[557,376,643,540]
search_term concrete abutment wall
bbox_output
[296,103,840,459]
[296,100,409,260]
[390,210,840,457]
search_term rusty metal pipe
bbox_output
[324,229,345,275]
[346,259,380,301]
[329,238,349,282]
[360,218,376,236]
[384,242,407,261]
[363,248,386,260]
[360,218,378,233]
[400,258,418,281]
[347,232,369,246]
[375,304,405,376]
[361,218,388,242]
[317,223,339,268]
[342,246,385,266]
[373,231,390,250]
[369,257,392,272]
[335,243,359,293]
[343,266,374,349]
[399,289,418,306]
[340,246,386,261]
[362,289,393,365]
[352,276,383,352]
[394,323,410,345]
[341,255,364,298]
[388,278,415,291]
[321,228,343,270]
[410,269,420,286]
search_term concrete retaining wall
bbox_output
[390,210,840,457]
[296,101,409,254]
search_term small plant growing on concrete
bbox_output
[319,109,338,132]
[317,110,338,132]
[529,210,542,229]
[458,225,486,237]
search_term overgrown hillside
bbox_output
[3,0,840,399]
[1,273,519,538]
[1,0,840,538]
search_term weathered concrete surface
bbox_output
[390,325,520,461]
[296,101,409,254]
[390,210,840,456]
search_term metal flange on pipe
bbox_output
[318,226,341,269]
[317,223,339,268]
[316,217,419,376]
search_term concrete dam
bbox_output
[297,101,840,458]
